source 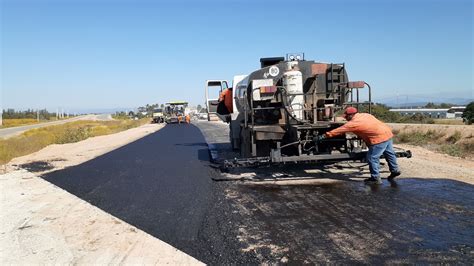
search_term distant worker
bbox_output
[177,114,183,124]
[185,114,191,124]
[217,87,233,114]
[318,107,401,184]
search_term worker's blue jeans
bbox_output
[367,139,399,178]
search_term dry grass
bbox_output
[0,118,68,128]
[393,128,473,158]
[1,118,42,128]
[433,119,465,125]
[0,119,149,165]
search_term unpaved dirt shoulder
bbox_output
[387,123,474,184]
[0,123,203,265]
[395,144,474,184]
[388,123,474,136]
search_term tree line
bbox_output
[2,109,59,120]
[362,102,473,124]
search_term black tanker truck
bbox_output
[205,53,411,167]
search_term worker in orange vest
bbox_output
[318,107,400,184]
[177,114,183,124]
[185,114,191,124]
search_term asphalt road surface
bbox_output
[0,114,113,139]
[41,122,474,264]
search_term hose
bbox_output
[276,86,311,125]
[279,140,312,149]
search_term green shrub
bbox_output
[438,145,463,157]
[55,127,91,144]
[446,131,462,144]
[438,143,474,158]
[462,102,474,125]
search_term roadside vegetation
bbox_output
[1,109,70,128]
[112,111,133,120]
[360,102,473,125]
[2,118,45,128]
[360,104,437,124]
[462,102,474,125]
[432,119,465,125]
[393,128,473,158]
[0,118,149,165]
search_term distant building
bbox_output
[389,106,465,119]
[446,106,466,119]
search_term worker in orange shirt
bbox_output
[177,114,183,124]
[185,114,191,124]
[318,107,400,184]
[218,87,233,114]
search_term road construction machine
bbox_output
[151,108,164,123]
[205,53,411,167]
[164,101,188,124]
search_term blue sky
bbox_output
[1,0,472,110]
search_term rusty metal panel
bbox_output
[347,81,365,88]
[311,64,327,76]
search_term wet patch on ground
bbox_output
[19,161,56,172]
[224,177,474,263]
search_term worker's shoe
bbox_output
[364,177,382,185]
[387,171,401,181]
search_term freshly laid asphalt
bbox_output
[42,123,256,264]
[42,122,474,264]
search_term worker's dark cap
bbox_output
[343,107,358,117]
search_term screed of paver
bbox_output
[0,123,203,264]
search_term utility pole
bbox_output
[37,109,40,122]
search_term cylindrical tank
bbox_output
[283,62,304,119]
[234,75,249,114]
